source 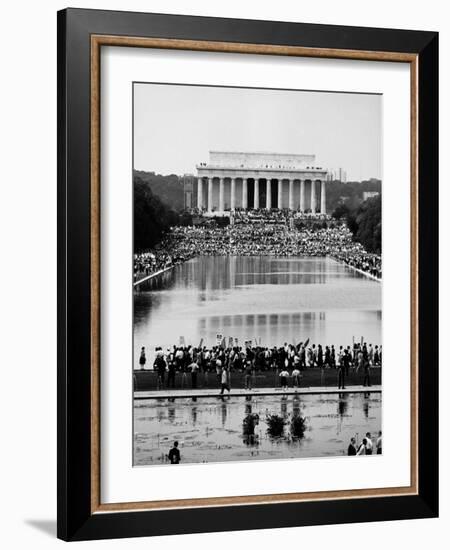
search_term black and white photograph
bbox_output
[133,83,383,466]
[0,0,443,546]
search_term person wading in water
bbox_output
[168,441,181,464]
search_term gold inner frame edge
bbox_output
[89,34,419,514]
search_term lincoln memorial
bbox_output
[196,151,328,213]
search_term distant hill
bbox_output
[134,170,184,211]
[326,179,381,212]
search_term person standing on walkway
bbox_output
[168,441,181,464]
[376,431,382,454]
[279,368,289,390]
[343,348,351,376]
[317,345,324,369]
[299,344,306,370]
[190,360,199,389]
[292,366,301,388]
[356,348,364,373]
[153,351,167,389]
[244,360,252,390]
[167,356,176,389]
[357,438,368,455]
[347,437,357,456]
[368,343,374,366]
[365,432,373,455]
[215,357,221,386]
[139,347,146,371]
[374,345,380,366]
[219,366,230,395]
[363,358,371,387]
[174,346,183,369]
[338,356,345,389]
[337,346,344,370]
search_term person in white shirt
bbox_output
[365,432,373,455]
[279,369,289,389]
[219,367,230,395]
[357,438,368,455]
[368,344,374,365]
[292,368,301,388]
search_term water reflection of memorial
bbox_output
[134,256,382,364]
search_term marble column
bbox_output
[299,179,305,211]
[208,177,213,212]
[230,177,236,210]
[311,180,316,213]
[219,177,224,211]
[289,179,294,210]
[266,179,271,209]
[254,179,260,209]
[320,180,326,214]
[242,178,248,210]
[197,177,203,209]
[277,179,283,209]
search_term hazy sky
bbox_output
[134,83,381,181]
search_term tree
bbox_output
[133,170,184,211]
[134,176,180,252]
[332,194,381,254]
[354,195,382,254]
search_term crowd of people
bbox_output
[138,340,381,390]
[134,250,174,278]
[232,208,291,225]
[347,431,382,456]
[334,251,381,279]
[293,211,332,221]
[134,211,382,282]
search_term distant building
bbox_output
[363,191,380,201]
[327,168,347,183]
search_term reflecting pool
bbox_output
[134,256,381,364]
[134,392,381,465]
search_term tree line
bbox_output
[134,176,180,252]
[332,194,381,254]
[134,170,185,211]
[325,179,381,212]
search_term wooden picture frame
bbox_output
[57,8,438,541]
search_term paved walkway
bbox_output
[345,263,381,282]
[134,385,381,400]
[134,265,174,286]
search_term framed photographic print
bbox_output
[57,8,439,541]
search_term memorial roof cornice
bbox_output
[196,166,328,179]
